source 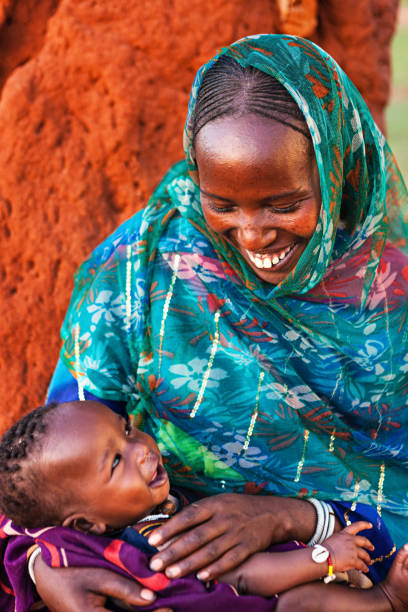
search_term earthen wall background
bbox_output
[0,0,399,431]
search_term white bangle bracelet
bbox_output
[325,505,336,540]
[28,546,42,585]
[307,498,325,546]
[307,499,336,546]
[320,501,331,542]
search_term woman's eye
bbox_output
[207,201,233,214]
[111,454,121,473]
[270,201,300,213]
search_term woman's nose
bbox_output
[236,220,277,250]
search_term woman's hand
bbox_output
[325,521,375,573]
[34,554,172,612]
[148,493,322,580]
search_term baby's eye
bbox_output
[111,453,121,473]
[125,420,132,436]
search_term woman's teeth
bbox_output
[247,246,292,270]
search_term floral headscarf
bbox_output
[181,35,407,305]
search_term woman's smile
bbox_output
[195,114,321,284]
[245,244,292,269]
[245,242,298,270]
[239,237,307,282]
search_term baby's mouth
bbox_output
[149,460,169,488]
[245,244,295,270]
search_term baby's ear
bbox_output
[62,513,107,535]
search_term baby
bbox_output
[0,399,407,611]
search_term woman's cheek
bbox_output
[294,201,321,239]
[202,207,228,234]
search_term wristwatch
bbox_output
[311,544,336,583]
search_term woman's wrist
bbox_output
[259,495,342,544]
[258,495,318,543]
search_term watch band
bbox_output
[311,544,336,584]
[311,544,330,563]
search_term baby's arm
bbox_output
[219,521,374,597]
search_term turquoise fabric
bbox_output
[51,35,408,547]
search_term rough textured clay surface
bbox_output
[0,0,399,431]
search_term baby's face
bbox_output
[41,401,169,530]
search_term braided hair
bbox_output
[191,54,310,143]
[0,402,65,528]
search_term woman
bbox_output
[8,34,408,610]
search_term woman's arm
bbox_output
[33,554,172,612]
[147,493,342,580]
[219,521,374,597]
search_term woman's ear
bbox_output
[62,513,107,535]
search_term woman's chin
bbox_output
[246,257,298,285]
[253,270,287,284]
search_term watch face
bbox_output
[312,544,330,563]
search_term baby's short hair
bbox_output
[0,402,67,528]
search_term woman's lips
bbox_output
[245,243,296,270]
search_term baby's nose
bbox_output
[129,440,150,463]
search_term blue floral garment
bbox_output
[49,35,408,548]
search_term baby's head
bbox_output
[0,400,169,533]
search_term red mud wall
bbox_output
[0,0,399,431]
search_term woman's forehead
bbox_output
[195,114,313,172]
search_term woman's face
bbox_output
[195,114,321,285]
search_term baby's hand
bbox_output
[324,521,374,573]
